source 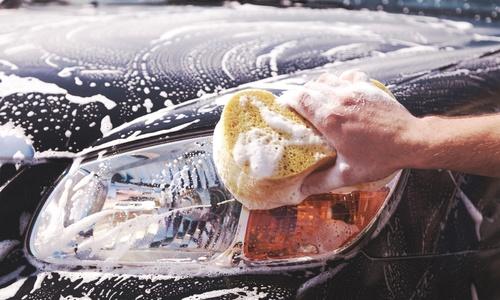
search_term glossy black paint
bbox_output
[0,161,70,290]
[0,5,498,152]
[1,4,500,300]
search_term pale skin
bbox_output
[289,73,500,196]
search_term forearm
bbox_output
[408,114,500,177]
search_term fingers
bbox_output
[304,80,337,95]
[301,156,352,196]
[316,71,368,85]
[278,87,329,129]
[301,164,346,196]
[280,73,356,141]
[288,91,344,149]
[338,69,368,82]
[290,89,319,122]
[315,73,342,86]
[296,81,339,116]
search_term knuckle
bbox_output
[298,91,312,108]
[321,113,341,128]
[340,97,356,106]
[339,94,361,106]
[316,73,335,84]
[316,73,330,82]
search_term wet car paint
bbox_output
[1,4,500,300]
[0,4,499,153]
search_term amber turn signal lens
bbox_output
[243,189,389,260]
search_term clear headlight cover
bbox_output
[29,135,401,268]
[30,136,242,265]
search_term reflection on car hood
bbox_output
[1,4,500,154]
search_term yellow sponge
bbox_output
[213,89,336,210]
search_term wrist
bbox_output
[402,115,442,170]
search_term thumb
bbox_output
[301,156,352,196]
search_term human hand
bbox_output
[280,70,422,195]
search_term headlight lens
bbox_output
[29,135,401,269]
[30,136,242,265]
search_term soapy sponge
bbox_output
[213,89,336,210]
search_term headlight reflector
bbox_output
[30,136,242,264]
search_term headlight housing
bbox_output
[28,134,403,271]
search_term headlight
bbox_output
[28,135,403,271]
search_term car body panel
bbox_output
[0,4,499,152]
[1,4,500,300]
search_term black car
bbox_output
[1,1,500,299]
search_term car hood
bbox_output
[1,4,500,155]
[2,5,500,299]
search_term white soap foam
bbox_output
[233,127,284,178]
[60,295,92,300]
[0,122,35,161]
[321,43,364,57]
[220,46,238,81]
[12,150,25,160]
[34,150,76,159]
[74,76,83,86]
[0,277,27,299]
[143,98,153,113]
[28,271,185,296]
[100,115,113,136]
[0,59,18,70]
[263,40,297,77]
[231,95,328,179]
[182,287,268,300]
[66,94,116,110]
[384,45,439,55]
[0,72,116,110]
[58,67,78,77]
[250,97,323,145]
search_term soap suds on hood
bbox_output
[100,115,113,136]
[182,287,268,300]
[0,72,116,110]
[34,149,77,160]
[0,122,35,161]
